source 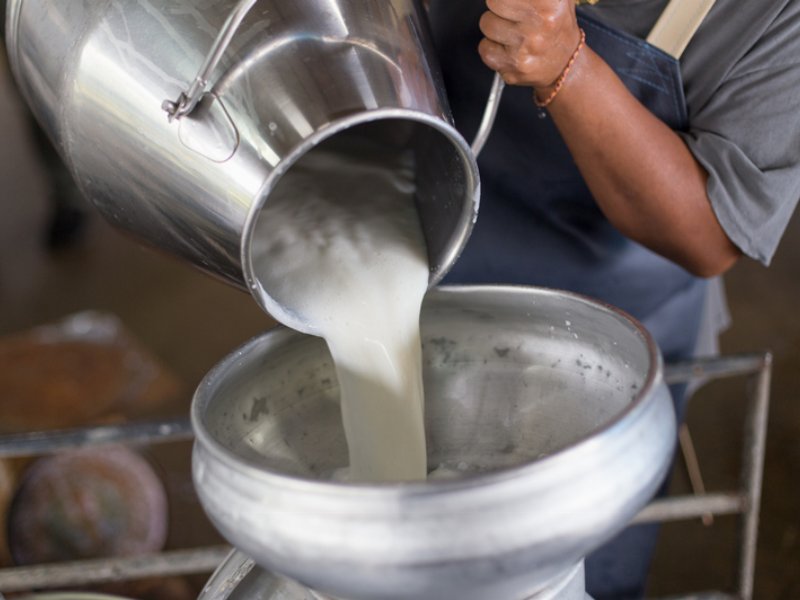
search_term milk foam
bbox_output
[251,142,429,482]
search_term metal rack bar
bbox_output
[663,354,766,385]
[0,546,232,592]
[655,593,736,600]
[0,417,193,457]
[678,423,714,525]
[633,493,744,524]
[737,353,771,599]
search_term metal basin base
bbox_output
[200,550,592,600]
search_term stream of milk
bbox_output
[250,141,429,482]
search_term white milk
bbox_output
[250,142,429,482]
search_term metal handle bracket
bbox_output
[163,0,260,121]
[471,73,505,157]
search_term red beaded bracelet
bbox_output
[534,28,587,109]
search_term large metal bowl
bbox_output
[191,286,676,600]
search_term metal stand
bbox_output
[636,353,772,600]
[0,354,772,599]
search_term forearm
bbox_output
[476,0,741,277]
[544,46,740,277]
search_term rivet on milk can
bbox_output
[4,0,504,330]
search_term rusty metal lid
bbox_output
[7,446,168,565]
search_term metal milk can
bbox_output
[5,0,502,324]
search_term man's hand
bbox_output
[478,0,581,90]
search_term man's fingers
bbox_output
[485,0,538,24]
[479,11,521,46]
[478,38,518,77]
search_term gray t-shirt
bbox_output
[584,0,800,265]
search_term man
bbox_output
[428,0,800,596]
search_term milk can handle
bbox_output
[162,0,505,154]
[471,73,505,157]
[162,0,259,120]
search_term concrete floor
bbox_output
[0,49,797,598]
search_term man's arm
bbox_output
[478,0,741,277]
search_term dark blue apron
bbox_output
[430,5,707,369]
[428,6,705,598]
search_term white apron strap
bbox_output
[647,0,729,365]
[646,0,717,59]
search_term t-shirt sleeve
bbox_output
[677,8,800,266]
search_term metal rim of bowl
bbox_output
[190,284,664,497]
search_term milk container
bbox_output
[5,0,505,326]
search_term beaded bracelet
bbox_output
[534,28,587,110]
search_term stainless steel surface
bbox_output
[197,549,336,600]
[199,549,591,600]
[199,549,259,600]
[192,286,677,600]
[5,0,480,327]
[531,563,590,600]
[162,0,260,120]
